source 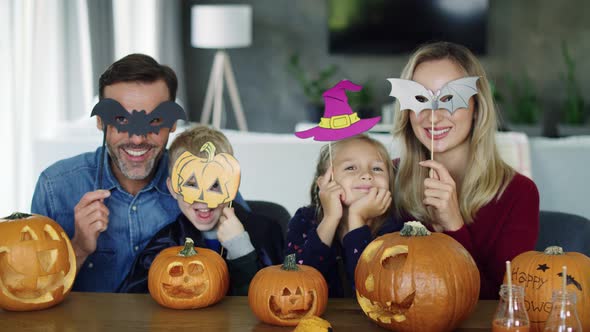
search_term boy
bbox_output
[118,125,284,295]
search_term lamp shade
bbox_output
[191,5,252,49]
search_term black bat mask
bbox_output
[91,98,186,137]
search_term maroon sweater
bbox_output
[400,173,540,299]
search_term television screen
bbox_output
[328,0,488,55]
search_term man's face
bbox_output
[100,80,174,186]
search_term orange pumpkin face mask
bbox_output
[170,142,241,208]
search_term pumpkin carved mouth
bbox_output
[357,292,416,324]
[269,287,316,320]
[0,258,65,300]
[161,281,209,299]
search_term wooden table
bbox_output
[0,292,497,331]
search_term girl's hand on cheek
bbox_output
[317,167,345,224]
[419,160,464,231]
[348,187,392,229]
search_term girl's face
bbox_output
[409,58,475,155]
[332,139,390,206]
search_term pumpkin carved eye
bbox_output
[381,245,408,270]
[207,179,222,194]
[188,263,204,276]
[20,226,38,241]
[44,225,60,241]
[168,263,184,277]
[182,174,199,189]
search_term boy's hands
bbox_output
[348,187,392,230]
[72,190,110,269]
[217,207,245,243]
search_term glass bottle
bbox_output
[492,284,530,332]
[543,290,582,332]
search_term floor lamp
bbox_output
[191,5,251,131]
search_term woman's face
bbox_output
[409,58,475,156]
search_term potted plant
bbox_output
[287,54,339,122]
[558,41,589,136]
[347,79,378,119]
[287,54,377,123]
[496,74,542,136]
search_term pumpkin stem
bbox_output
[400,221,431,237]
[178,237,198,257]
[281,254,300,271]
[2,212,34,220]
[544,246,565,255]
[200,141,217,162]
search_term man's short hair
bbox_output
[98,53,178,101]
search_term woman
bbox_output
[392,41,539,299]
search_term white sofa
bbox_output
[32,121,590,219]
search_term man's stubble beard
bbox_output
[106,142,164,181]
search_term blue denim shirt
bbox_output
[31,147,247,292]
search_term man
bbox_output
[31,54,246,292]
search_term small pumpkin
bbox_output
[0,212,76,311]
[170,142,240,208]
[509,246,590,332]
[354,221,480,332]
[293,315,333,332]
[148,237,229,309]
[248,254,328,326]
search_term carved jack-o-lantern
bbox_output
[0,213,76,311]
[148,238,229,309]
[355,221,480,332]
[509,246,590,332]
[248,254,328,326]
[170,142,240,208]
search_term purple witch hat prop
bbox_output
[295,80,380,141]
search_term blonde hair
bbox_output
[168,124,234,173]
[392,41,514,224]
[309,134,395,235]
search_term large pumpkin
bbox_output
[170,142,240,208]
[148,238,229,309]
[509,246,590,332]
[248,254,328,326]
[0,212,76,311]
[355,221,480,332]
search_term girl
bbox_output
[286,134,399,297]
[392,41,539,299]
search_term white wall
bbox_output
[26,120,590,220]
